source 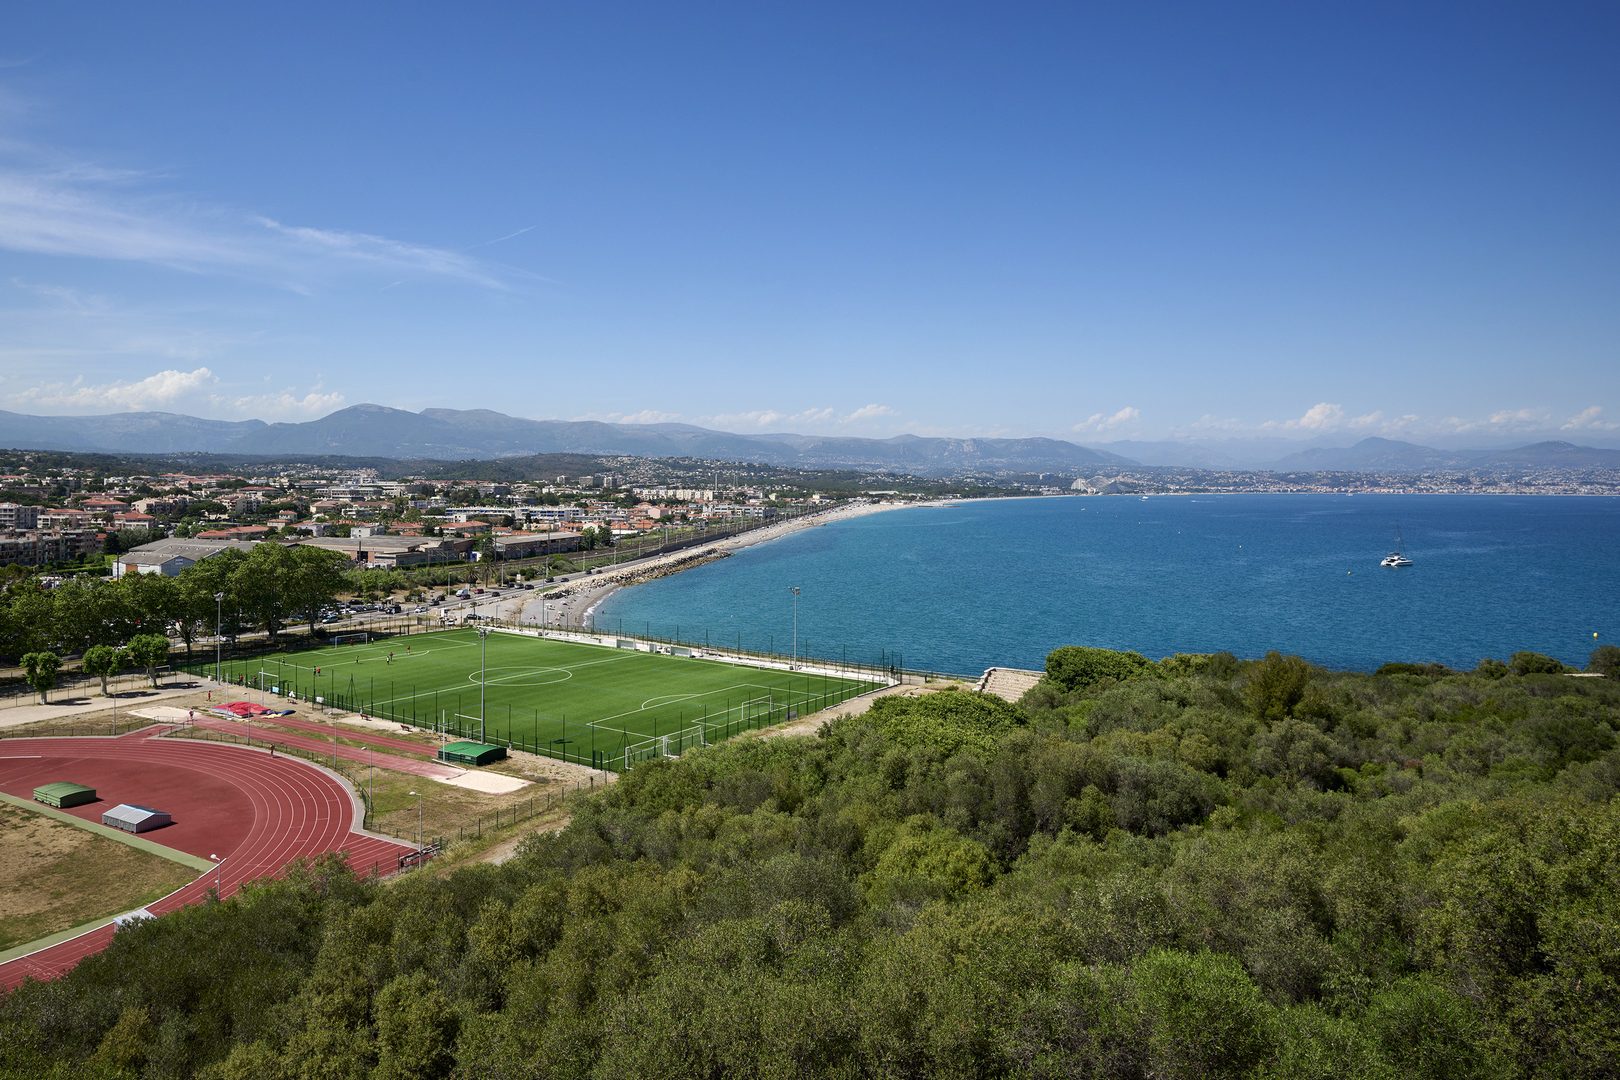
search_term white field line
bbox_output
[587,681,824,730]
[363,647,638,712]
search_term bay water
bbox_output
[593,495,1619,674]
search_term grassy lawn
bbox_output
[204,629,882,769]
[0,803,197,952]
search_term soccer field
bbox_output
[203,629,884,769]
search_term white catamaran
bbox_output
[1381,525,1413,568]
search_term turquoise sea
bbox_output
[593,495,1620,674]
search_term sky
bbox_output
[1,2,1616,446]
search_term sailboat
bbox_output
[1380,525,1413,568]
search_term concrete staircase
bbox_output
[976,667,1044,703]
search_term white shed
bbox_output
[101,803,172,833]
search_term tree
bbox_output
[127,633,171,688]
[1,584,53,658]
[21,651,60,703]
[82,644,129,697]
[474,537,497,584]
[1587,644,1620,678]
[285,547,348,633]
[1510,651,1566,676]
[1244,651,1312,723]
[230,545,295,639]
[372,972,459,1079]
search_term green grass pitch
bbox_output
[204,629,883,769]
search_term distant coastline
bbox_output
[546,498,946,629]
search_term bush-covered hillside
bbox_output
[3,647,1618,1078]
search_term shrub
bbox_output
[1509,651,1566,676]
[1045,646,1155,695]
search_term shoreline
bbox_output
[533,499,947,630]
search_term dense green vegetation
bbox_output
[3,647,1617,1078]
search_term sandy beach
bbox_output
[523,498,941,631]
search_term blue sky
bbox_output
[1,3,1616,445]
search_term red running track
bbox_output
[0,729,413,990]
[188,717,462,779]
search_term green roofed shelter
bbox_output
[34,781,97,808]
[437,741,507,766]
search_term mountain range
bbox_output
[2,407,1617,475]
[0,405,1133,474]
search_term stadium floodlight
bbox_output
[209,853,223,896]
[791,587,800,669]
[408,791,423,848]
[476,626,492,742]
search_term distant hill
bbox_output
[1269,436,1620,472]
[1270,437,1470,472]
[0,409,270,454]
[1098,440,1253,469]
[0,405,1135,475]
[1477,441,1620,468]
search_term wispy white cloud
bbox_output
[1432,408,1555,435]
[5,360,345,420]
[690,404,904,433]
[1073,406,1140,434]
[467,224,538,250]
[0,118,515,290]
[13,366,218,411]
[704,407,837,431]
[254,217,507,290]
[213,385,346,420]
[573,409,683,425]
[844,403,896,425]
[1182,413,1249,434]
[1266,402,1345,431]
[1562,406,1616,432]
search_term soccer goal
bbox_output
[621,725,707,770]
[741,695,774,726]
[331,632,369,646]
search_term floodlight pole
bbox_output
[791,587,800,669]
[209,853,223,896]
[214,592,224,683]
[476,626,490,742]
[408,790,423,848]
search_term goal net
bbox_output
[741,695,773,726]
[621,725,707,770]
[331,632,369,646]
